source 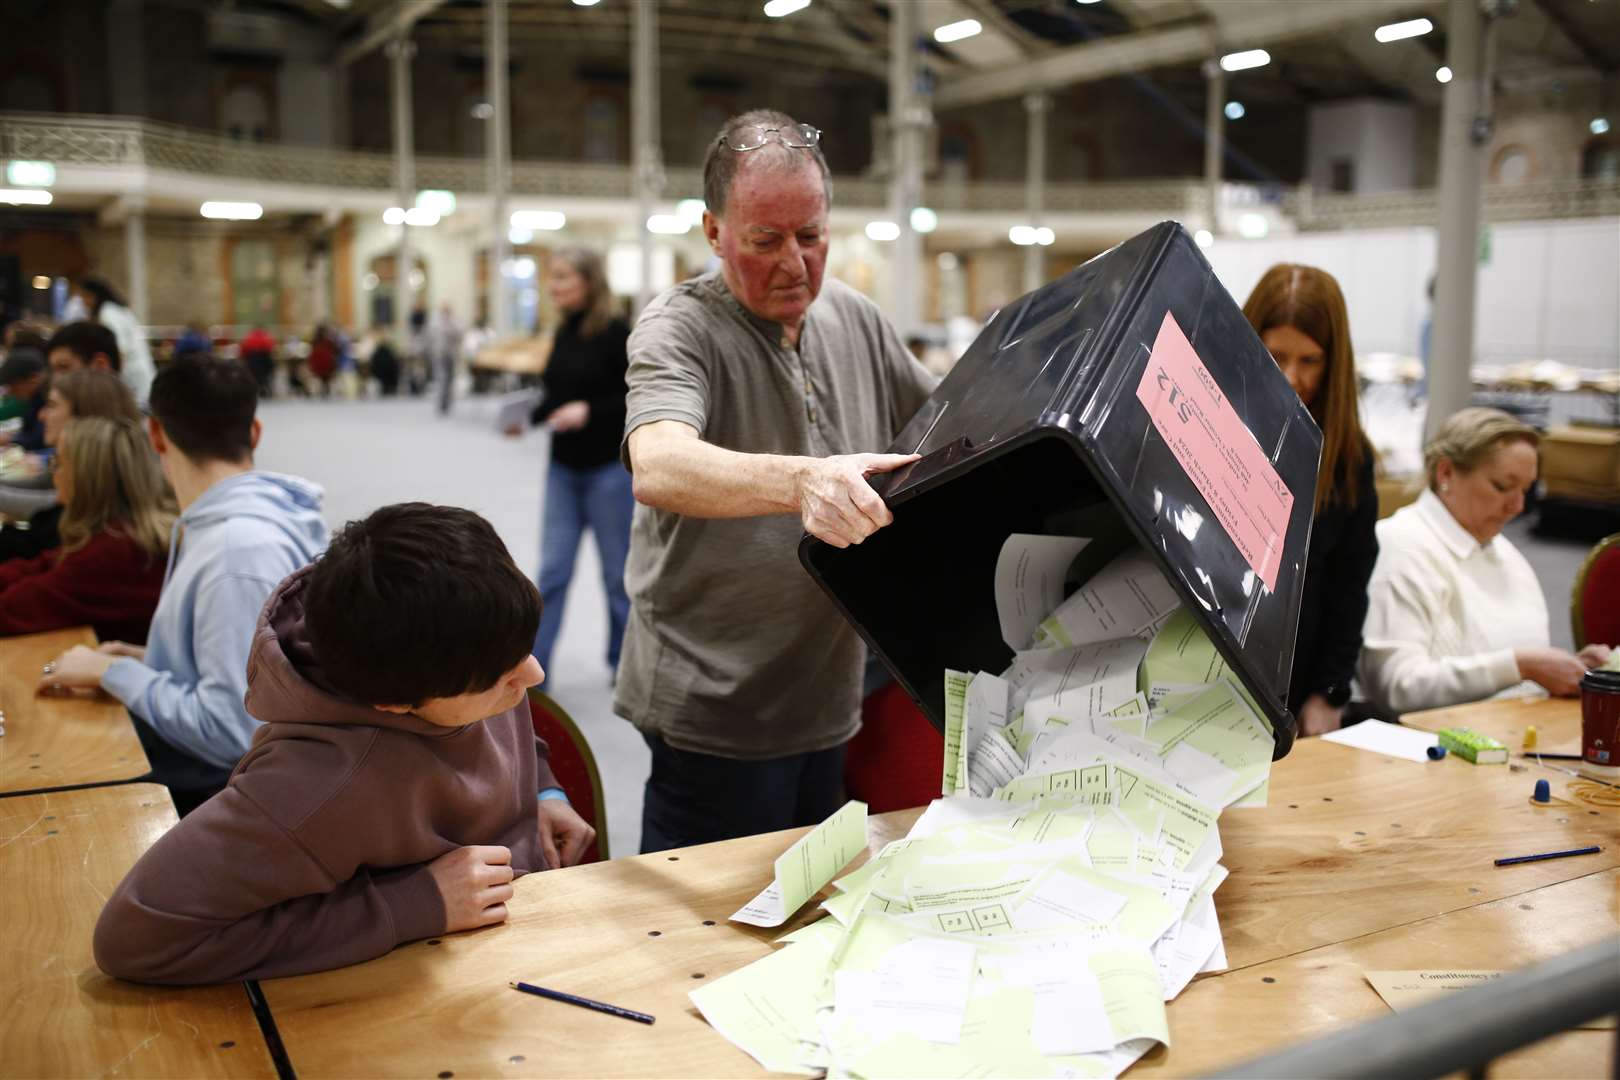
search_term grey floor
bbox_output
[254,394,1601,857]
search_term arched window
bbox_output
[1489,144,1534,185]
[1,71,56,112]
[221,85,271,143]
[583,97,623,163]
[1582,138,1619,180]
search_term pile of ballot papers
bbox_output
[693,536,1277,1078]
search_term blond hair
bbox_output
[1424,407,1540,492]
[56,417,176,561]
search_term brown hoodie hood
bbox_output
[93,566,556,986]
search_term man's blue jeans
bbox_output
[533,459,635,673]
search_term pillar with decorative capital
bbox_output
[888,1,924,340]
[486,0,510,336]
[1428,0,1497,439]
[631,0,662,316]
[388,36,416,352]
[1023,91,1050,294]
[123,200,148,321]
[1203,58,1225,237]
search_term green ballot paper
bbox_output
[730,800,868,928]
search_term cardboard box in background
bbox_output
[1375,475,1423,519]
[1541,424,1620,502]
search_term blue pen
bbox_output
[509,980,656,1025]
[1493,845,1601,867]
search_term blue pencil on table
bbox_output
[509,980,655,1024]
[1493,845,1601,867]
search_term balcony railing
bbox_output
[3,112,1617,227]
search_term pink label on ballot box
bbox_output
[1135,311,1294,592]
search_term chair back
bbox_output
[1572,531,1620,651]
[526,689,607,863]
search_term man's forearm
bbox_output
[630,425,806,519]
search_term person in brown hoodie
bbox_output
[92,503,596,986]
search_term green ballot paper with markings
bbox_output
[730,800,869,928]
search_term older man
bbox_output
[621,109,937,852]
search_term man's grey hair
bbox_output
[701,108,832,217]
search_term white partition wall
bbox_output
[1202,218,1620,370]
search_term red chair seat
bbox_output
[845,682,944,814]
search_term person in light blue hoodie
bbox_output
[40,354,329,812]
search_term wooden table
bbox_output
[0,627,150,795]
[0,784,274,1078]
[259,698,1617,1078]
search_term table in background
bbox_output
[259,697,1617,1077]
[0,627,150,795]
[0,784,274,1078]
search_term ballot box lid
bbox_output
[800,222,1321,759]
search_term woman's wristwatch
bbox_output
[1321,682,1352,708]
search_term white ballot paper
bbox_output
[1320,719,1438,763]
[1032,549,1180,650]
[995,534,1091,651]
[731,800,869,927]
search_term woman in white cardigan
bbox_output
[1359,407,1611,715]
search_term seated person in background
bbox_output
[1241,264,1379,736]
[174,321,212,359]
[92,503,595,986]
[46,320,123,382]
[0,347,47,452]
[0,324,50,422]
[1,369,143,562]
[0,417,172,642]
[1360,407,1613,714]
[38,354,330,812]
[238,324,277,397]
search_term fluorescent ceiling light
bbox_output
[415,189,456,216]
[1238,213,1269,239]
[5,160,54,187]
[676,198,707,223]
[865,220,901,242]
[1035,227,1055,246]
[0,188,53,205]
[572,0,602,6]
[1194,229,1214,249]
[910,206,938,233]
[1592,117,1611,135]
[200,200,262,220]
[1435,65,1453,83]
[1075,0,1103,5]
[509,227,533,244]
[1225,100,1245,120]
[647,213,692,235]
[510,210,566,231]
[934,19,982,44]
[1220,49,1271,72]
[1375,17,1433,43]
[763,0,811,16]
[1009,225,1038,246]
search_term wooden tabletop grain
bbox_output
[0,627,150,795]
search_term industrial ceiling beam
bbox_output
[334,0,448,66]
[933,0,1440,110]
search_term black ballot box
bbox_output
[800,221,1321,759]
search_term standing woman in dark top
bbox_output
[529,248,633,675]
[1242,264,1379,737]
